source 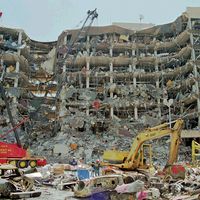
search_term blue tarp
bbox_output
[77,169,90,180]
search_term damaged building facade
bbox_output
[0,27,57,143]
[0,7,200,161]
[56,7,200,132]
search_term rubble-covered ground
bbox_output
[21,163,200,200]
[0,8,200,166]
[0,6,200,199]
[0,8,200,162]
[27,188,75,200]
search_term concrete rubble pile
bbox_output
[71,164,200,199]
[0,6,200,199]
[0,164,41,199]
[9,162,199,200]
[0,7,199,178]
[0,162,199,199]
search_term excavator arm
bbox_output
[167,119,184,165]
[102,119,184,170]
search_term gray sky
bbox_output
[0,0,199,41]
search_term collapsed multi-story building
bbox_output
[56,7,200,132]
[0,7,199,161]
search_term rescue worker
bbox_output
[91,160,100,176]
[91,121,97,134]
[69,157,77,166]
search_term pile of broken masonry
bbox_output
[2,162,200,199]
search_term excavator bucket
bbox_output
[163,164,186,181]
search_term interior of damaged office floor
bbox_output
[0,4,200,200]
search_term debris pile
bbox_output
[20,163,200,200]
[0,7,199,177]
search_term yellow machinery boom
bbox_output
[102,119,184,170]
[192,140,200,165]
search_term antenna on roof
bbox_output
[139,14,144,23]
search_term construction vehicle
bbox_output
[102,119,185,178]
[192,140,200,165]
[0,65,47,168]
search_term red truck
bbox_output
[0,141,47,168]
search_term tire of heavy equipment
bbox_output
[9,160,16,166]
[28,160,37,168]
[17,160,28,168]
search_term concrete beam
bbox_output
[181,130,200,138]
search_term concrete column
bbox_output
[129,64,132,72]
[63,64,66,72]
[109,35,113,57]
[64,36,67,45]
[14,62,19,88]
[62,64,67,89]
[109,61,113,85]
[154,50,161,118]
[110,106,114,119]
[188,17,200,127]
[13,61,19,103]
[132,40,136,56]
[132,62,136,88]
[132,41,137,90]
[109,46,113,57]
[86,108,89,116]
[109,59,114,118]
[86,35,90,54]
[132,48,136,57]
[18,31,22,45]
[134,105,138,120]
[132,40,138,120]
[86,57,90,116]
[86,57,90,89]
[17,31,22,56]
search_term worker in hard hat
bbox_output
[69,157,77,166]
[93,160,100,176]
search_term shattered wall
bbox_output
[0,27,57,147]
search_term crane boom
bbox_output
[0,63,47,168]
[55,8,98,99]
[0,65,21,146]
[68,9,98,52]
[52,9,98,136]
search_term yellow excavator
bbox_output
[102,119,185,178]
